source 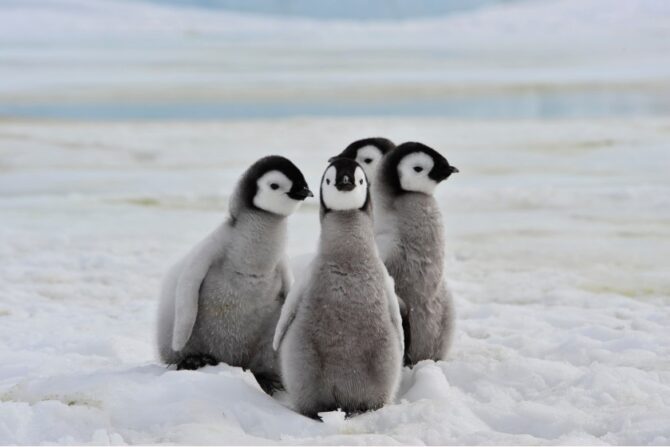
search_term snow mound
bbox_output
[2,117,670,444]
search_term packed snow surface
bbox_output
[1,117,669,444]
[1,0,670,443]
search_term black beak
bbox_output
[287,186,314,201]
[335,176,355,191]
[429,164,459,182]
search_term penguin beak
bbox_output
[287,186,314,201]
[429,164,459,182]
[335,176,355,192]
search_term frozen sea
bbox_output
[1,0,670,444]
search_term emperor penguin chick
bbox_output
[274,158,404,419]
[156,156,313,394]
[329,137,396,185]
[374,142,459,366]
[328,136,412,342]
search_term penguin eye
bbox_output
[413,166,423,173]
[326,179,331,185]
[364,158,373,164]
[270,183,279,190]
[359,179,363,185]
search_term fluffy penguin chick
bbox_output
[274,158,404,419]
[329,136,412,350]
[330,137,396,185]
[156,155,313,394]
[374,142,459,366]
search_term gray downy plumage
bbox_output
[327,136,413,356]
[273,158,403,419]
[373,142,459,366]
[156,155,313,394]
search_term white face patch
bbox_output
[321,165,368,211]
[355,145,383,184]
[253,170,301,216]
[398,152,438,195]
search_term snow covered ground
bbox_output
[1,117,669,444]
[1,0,670,444]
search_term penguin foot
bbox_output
[302,411,323,421]
[344,402,384,418]
[344,408,369,418]
[300,407,336,422]
[176,354,218,370]
[253,372,284,395]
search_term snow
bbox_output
[1,0,670,443]
[1,117,669,444]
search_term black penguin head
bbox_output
[320,158,370,213]
[328,137,396,183]
[380,142,458,196]
[240,155,313,216]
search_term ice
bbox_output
[1,0,670,119]
[1,117,669,444]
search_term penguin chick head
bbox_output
[242,155,313,217]
[328,137,395,184]
[320,158,369,212]
[381,142,458,196]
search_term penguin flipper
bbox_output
[172,224,228,352]
[273,259,314,351]
[382,271,405,351]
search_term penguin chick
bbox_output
[156,155,313,394]
[274,158,403,419]
[329,137,396,185]
[327,136,412,348]
[374,142,459,366]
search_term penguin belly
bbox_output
[282,265,401,417]
[186,265,283,368]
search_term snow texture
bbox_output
[1,0,670,444]
[1,117,669,444]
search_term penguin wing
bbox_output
[171,224,228,352]
[382,270,405,350]
[272,258,314,351]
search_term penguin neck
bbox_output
[318,210,377,258]
[380,190,445,264]
[226,209,287,273]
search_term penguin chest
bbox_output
[196,266,282,357]
[303,267,394,361]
